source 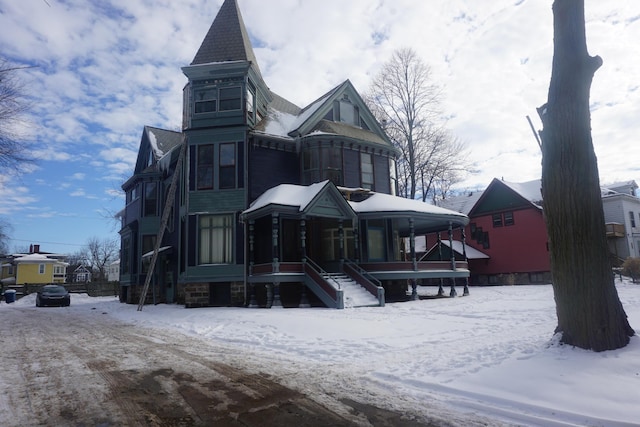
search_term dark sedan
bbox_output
[36,285,71,307]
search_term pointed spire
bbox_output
[191,0,262,75]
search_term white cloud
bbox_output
[0,0,638,247]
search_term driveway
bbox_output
[0,302,440,426]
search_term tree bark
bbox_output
[539,0,634,351]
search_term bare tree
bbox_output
[366,48,470,200]
[83,237,119,282]
[0,218,11,254]
[0,59,33,173]
[538,0,634,351]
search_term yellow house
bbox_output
[10,253,68,285]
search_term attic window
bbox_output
[339,100,355,125]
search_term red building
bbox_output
[427,178,551,285]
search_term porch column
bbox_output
[448,222,457,297]
[300,217,307,263]
[272,213,279,272]
[271,213,282,308]
[409,217,417,271]
[299,217,310,308]
[461,226,470,296]
[437,233,445,296]
[248,220,258,308]
[338,219,345,268]
[353,220,360,263]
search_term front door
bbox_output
[306,218,355,272]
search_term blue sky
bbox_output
[0,0,638,255]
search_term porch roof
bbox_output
[349,192,469,234]
[242,181,355,220]
[242,181,469,234]
[438,240,490,260]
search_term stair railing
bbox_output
[343,259,385,307]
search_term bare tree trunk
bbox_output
[539,0,634,351]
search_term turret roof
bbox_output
[191,0,263,77]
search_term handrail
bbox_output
[343,259,385,307]
[302,259,344,309]
[343,259,382,288]
[305,258,342,290]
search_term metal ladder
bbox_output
[137,136,187,311]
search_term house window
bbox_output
[530,272,545,283]
[504,211,514,226]
[246,86,255,119]
[389,158,397,196]
[39,264,45,274]
[219,143,236,189]
[321,147,342,185]
[144,182,158,216]
[303,148,320,184]
[195,89,217,113]
[54,266,65,275]
[219,87,242,111]
[492,213,503,227]
[630,211,637,228]
[199,214,233,264]
[121,236,131,275]
[481,232,490,249]
[361,152,373,189]
[197,145,214,190]
[367,226,385,261]
[141,235,157,273]
[339,99,355,125]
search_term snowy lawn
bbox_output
[7,278,639,426]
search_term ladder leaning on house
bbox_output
[137,136,187,311]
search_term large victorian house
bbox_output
[119,0,470,308]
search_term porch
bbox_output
[241,181,471,309]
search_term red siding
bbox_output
[465,207,550,275]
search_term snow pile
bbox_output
[6,279,639,426]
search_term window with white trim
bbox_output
[199,214,233,264]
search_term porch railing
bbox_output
[303,259,344,309]
[343,259,385,307]
[359,261,468,271]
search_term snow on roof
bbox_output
[437,191,483,215]
[350,192,468,220]
[147,128,164,157]
[259,94,330,139]
[501,179,543,205]
[441,240,490,259]
[244,181,329,214]
[13,253,63,263]
[262,109,298,138]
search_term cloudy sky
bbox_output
[0,0,638,254]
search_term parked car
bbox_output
[36,285,71,307]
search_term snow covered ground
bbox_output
[5,278,640,426]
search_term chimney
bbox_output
[33,244,40,253]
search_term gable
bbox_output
[133,127,182,175]
[242,181,355,220]
[291,80,392,147]
[470,180,535,216]
[303,184,355,219]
